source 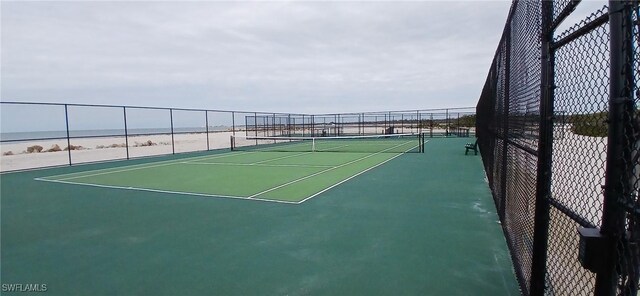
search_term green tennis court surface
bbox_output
[37,149,409,204]
[1,138,519,295]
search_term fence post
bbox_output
[446,109,449,136]
[596,1,636,295]
[384,113,387,133]
[205,111,210,151]
[64,104,72,165]
[499,22,511,243]
[232,111,236,136]
[272,113,276,137]
[254,112,258,144]
[530,1,554,294]
[416,110,420,135]
[123,107,130,159]
[374,115,378,135]
[624,4,640,291]
[170,109,175,154]
[430,114,433,138]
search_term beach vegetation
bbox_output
[134,140,156,147]
[47,144,62,152]
[64,145,84,151]
[569,112,608,137]
[97,143,126,149]
[26,145,44,153]
[451,114,476,128]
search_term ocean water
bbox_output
[1,127,233,142]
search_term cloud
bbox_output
[1,1,512,113]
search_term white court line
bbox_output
[314,144,350,152]
[33,177,299,205]
[180,162,335,168]
[34,140,428,205]
[249,144,349,164]
[296,140,428,203]
[251,151,313,164]
[42,151,255,178]
[248,141,416,199]
[181,151,313,165]
[246,140,309,152]
[44,151,259,181]
[188,144,349,166]
[295,146,416,204]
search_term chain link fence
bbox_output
[243,108,475,138]
[0,102,475,172]
[477,1,639,295]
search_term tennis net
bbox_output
[231,134,424,153]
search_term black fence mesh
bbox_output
[477,1,640,295]
[614,3,640,295]
[240,109,476,140]
[0,104,474,172]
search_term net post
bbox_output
[312,138,316,152]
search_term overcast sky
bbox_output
[0,1,607,114]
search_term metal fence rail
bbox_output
[243,109,476,138]
[476,1,639,295]
[0,102,475,172]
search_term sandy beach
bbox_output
[0,132,236,172]
[551,128,608,226]
[1,126,465,172]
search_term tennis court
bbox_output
[1,137,518,295]
[36,134,423,204]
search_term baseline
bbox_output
[33,177,299,205]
